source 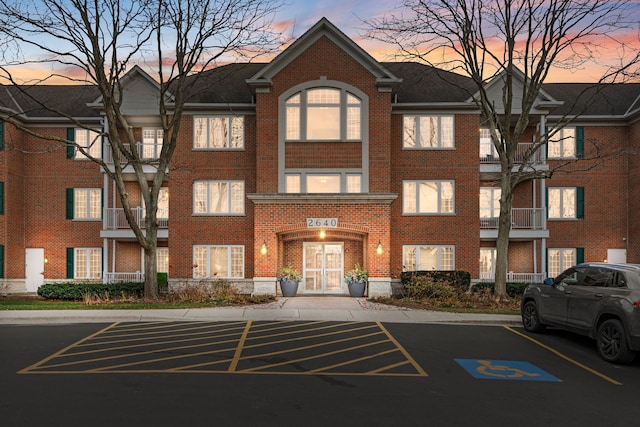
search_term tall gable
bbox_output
[247,18,401,93]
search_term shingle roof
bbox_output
[3,63,640,120]
[542,83,640,117]
[0,84,100,118]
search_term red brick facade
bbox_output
[1,18,639,296]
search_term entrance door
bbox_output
[25,248,45,292]
[303,243,344,294]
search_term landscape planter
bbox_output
[279,280,299,297]
[347,281,366,297]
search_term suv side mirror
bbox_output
[543,278,554,286]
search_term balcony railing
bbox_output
[480,208,545,230]
[103,142,161,165]
[478,272,546,283]
[103,271,144,283]
[479,142,544,164]
[104,207,169,230]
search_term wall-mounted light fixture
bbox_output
[44,257,49,264]
[319,230,326,239]
[376,241,383,255]
[260,241,268,255]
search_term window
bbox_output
[404,115,454,148]
[193,180,244,214]
[285,173,362,194]
[68,248,101,279]
[157,248,169,273]
[194,116,244,149]
[193,245,244,278]
[548,248,583,278]
[403,245,455,271]
[548,187,584,219]
[66,188,102,220]
[479,248,497,279]
[67,128,101,159]
[480,187,501,219]
[285,88,361,141]
[403,180,454,214]
[548,126,583,159]
[142,128,163,159]
[480,128,499,158]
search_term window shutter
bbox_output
[66,248,74,279]
[66,188,74,219]
[576,187,585,219]
[0,182,4,215]
[0,245,4,278]
[545,188,549,218]
[576,127,584,158]
[0,121,4,151]
[66,128,75,158]
[576,248,585,264]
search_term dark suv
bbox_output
[521,262,640,364]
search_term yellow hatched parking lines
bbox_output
[19,321,427,377]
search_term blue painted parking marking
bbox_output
[455,359,561,382]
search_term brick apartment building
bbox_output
[1,18,640,297]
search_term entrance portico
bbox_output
[249,193,396,297]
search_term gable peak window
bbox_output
[286,87,361,141]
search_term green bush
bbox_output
[401,270,471,291]
[403,275,456,300]
[37,282,144,300]
[471,282,529,297]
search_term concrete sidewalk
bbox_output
[0,296,521,325]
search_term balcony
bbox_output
[478,272,546,283]
[104,207,169,230]
[103,142,161,164]
[479,142,545,164]
[104,271,144,283]
[480,208,549,240]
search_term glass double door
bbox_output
[303,243,344,294]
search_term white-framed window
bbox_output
[480,187,501,218]
[74,248,101,279]
[285,88,361,141]
[403,115,454,149]
[285,173,362,194]
[479,248,497,280]
[403,245,455,271]
[74,188,101,220]
[193,245,244,278]
[74,128,102,159]
[548,248,577,278]
[479,128,500,158]
[193,180,244,214]
[548,127,576,159]
[193,116,244,149]
[403,180,454,214]
[142,128,163,159]
[157,247,169,273]
[548,187,581,219]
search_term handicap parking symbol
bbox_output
[455,359,560,382]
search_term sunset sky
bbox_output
[4,0,640,83]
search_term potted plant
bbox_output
[277,265,302,297]
[344,264,368,297]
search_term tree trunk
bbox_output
[143,239,159,300]
[494,173,514,298]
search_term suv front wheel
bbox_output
[596,319,636,364]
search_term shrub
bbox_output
[37,282,144,300]
[403,275,456,300]
[401,270,471,291]
[471,282,529,297]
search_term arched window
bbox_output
[285,87,361,141]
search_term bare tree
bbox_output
[0,0,284,298]
[367,0,640,297]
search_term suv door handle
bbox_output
[595,293,604,298]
